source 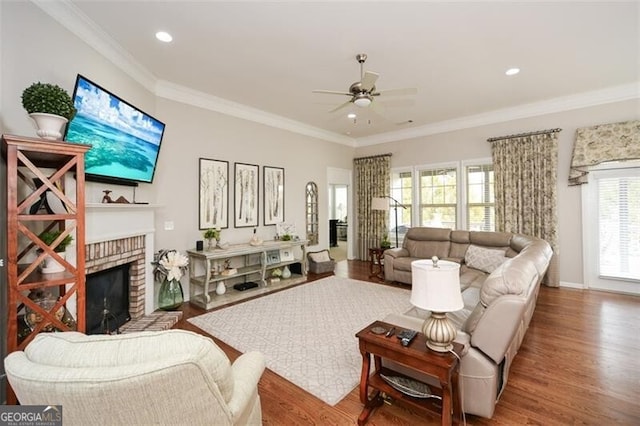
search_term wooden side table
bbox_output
[368,248,386,280]
[355,321,462,425]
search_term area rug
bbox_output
[188,276,412,406]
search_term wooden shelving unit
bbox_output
[187,240,308,310]
[2,135,90,362]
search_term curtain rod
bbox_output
[353,153,392,161]
[487,128,562,142]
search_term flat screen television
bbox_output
[64,74,165,186]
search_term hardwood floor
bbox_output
[174,260,640,425]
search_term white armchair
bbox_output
[4,330,265,426]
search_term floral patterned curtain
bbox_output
[492,132,559,287]
[354,154,391,260]
[569,120,640,185]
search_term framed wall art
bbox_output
[279,248,294,262]
[266,250,281,265]
[234,162,259,228]
[264,166,285,226]
[199,158,229,229]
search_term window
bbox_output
[466,164,495,231]
[596,173,639,281]
[583,165,640,294]
[390,170,412,245]
[418,167,457,229]
[390,160,494,233]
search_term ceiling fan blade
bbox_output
[312,89,352,96]
[375,87,418,97]
[360,71,379,92]
[328,100,353,113]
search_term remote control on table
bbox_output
[397,329,418,346]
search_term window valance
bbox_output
[569,119,640,185]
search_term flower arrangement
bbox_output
[152,249,189,283]
[203,228,221,240]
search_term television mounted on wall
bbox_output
[64,74,165,186]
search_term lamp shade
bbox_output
[371,197,388,211]
[410,260,463,312]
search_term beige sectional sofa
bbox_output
[382,227,552,418]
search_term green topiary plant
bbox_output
[39,230,73,252]
[21,82,76,120]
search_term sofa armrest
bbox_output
[227,351,266,418]
[470,295,526,364]
[384,247,409,258]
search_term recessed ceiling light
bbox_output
[505,67,520,76]
[155,31,173,43]
[347,113,356,119]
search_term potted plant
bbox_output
[38,230,73,274]
[203,228,221,249]
[22,82,76,140]
[380,233,391,249]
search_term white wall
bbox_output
[355,99,640,286]
[152,97,354,255]
[3,1,639,288]
[0,2,354,301]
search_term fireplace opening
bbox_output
[86,264,131,334]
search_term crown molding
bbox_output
[32,0,157,93]
[155,80,356,146]
[356,82,640,147]
[33,1,638,149]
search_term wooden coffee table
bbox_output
[355,320,462,425]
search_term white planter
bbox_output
[41,252,66,274]
[216,281,227,295]
[29,113,69,140]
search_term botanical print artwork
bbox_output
[235,163,259,227]
[199,158,228,229]
[264,166,284,226]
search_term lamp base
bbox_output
[422,311,457,353]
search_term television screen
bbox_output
[64,74,165,185]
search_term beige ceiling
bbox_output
[44,1,639,145]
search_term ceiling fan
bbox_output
[313,53,417,113]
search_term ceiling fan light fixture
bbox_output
[353,93,372,108]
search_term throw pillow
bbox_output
[464,245,508,274]
[309,250,331,263]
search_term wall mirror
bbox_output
[305,182,319,245]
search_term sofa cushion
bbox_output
[404,227,451,259]
[393,257,422,272]
[459,266,488,291]
[465,245,508,274]
[480,257,539,306]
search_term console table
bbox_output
[187,240,307,310]
[356,321,462,425]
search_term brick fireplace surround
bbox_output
[84,205,181,332]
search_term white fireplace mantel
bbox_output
[85,203,160,315]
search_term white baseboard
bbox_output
[560,281,586,290]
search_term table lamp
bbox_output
[410,257,463,352]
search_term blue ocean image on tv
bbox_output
[65,76,165,183]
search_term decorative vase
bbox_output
[29,113,68,140]
[158,279,184,310]
[216,280,226,295]
[282,265,291,279]
[207,238,217,250]
[41,252,66,274]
